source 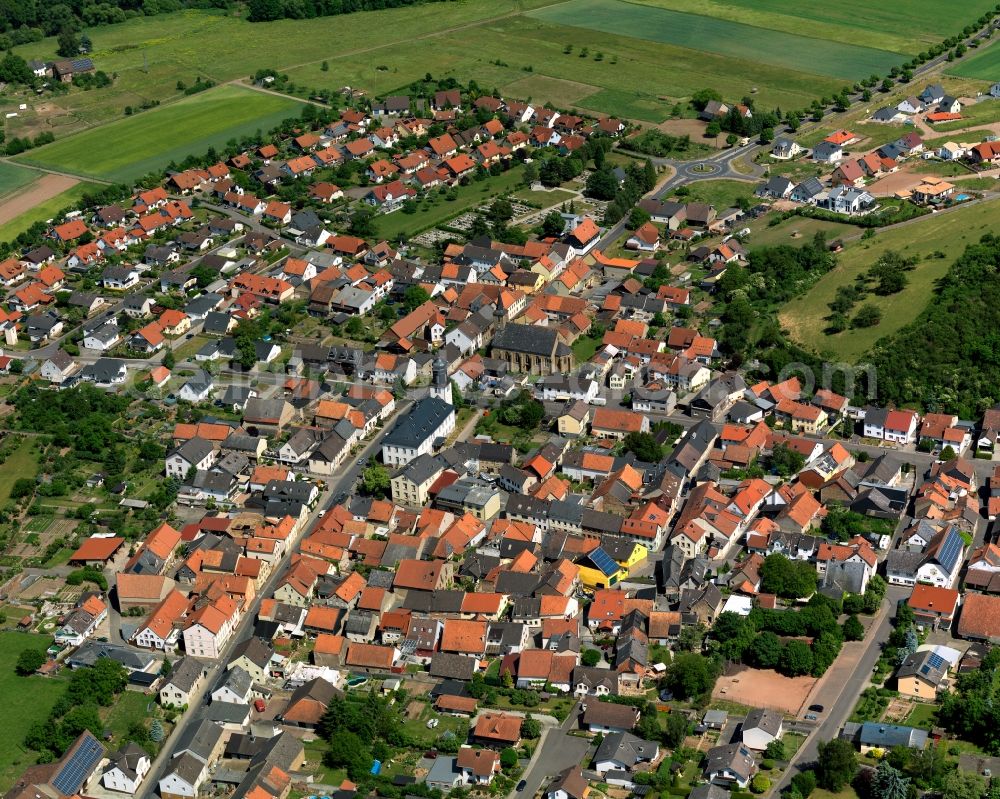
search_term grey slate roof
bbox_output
[595,731,659,769]
[383,397,453,449]
[491,322,559,356]
[166,656,205,693]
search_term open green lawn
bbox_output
[779,197,1000,362]
[947,40,1000,80]
[905,702,938,729]
[953,176,998,190]
[913,159,976,176]
[102,691,157,749]
[672,179,756,209]
[572,334,601,362]
[0,438,39,505]
[577,88,674,122]
[765,158,827,182]
[748,216,855,248]
[0,164,43,199]
[529,0,903,80]
[15,85,305,182]
[0,181,101,245]
[377,165,526,239]
[0,632,68,794]
[630,0,995,53]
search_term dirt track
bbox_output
[0,173,78,226]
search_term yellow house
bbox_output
[575,546,628,590]
[529,255,558,282]
[158,309,191,337]
[774,399,828,434]
[605,540,648,573]
[558,401,591,437]
[896,649,949,701]
[510,270,545,294]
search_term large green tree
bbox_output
[871,761,910,799]
[816,738,858,791]
[760,553,817,598]
[664,653,718,699]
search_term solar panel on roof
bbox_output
[926,652,946,671]
[588,547,619,577]
[937,529,963,572]
[51,735,104,795]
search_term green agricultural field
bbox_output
[779,198,1000,362]
[0,164,43,199]
[632,0,996,53]
[947,40,1000,80]
[0,181,103,245]
[15,86,305,182]
[0,632,68,794]
[283,10,847,119]
[527,0,903,80]
[10,2,532,140]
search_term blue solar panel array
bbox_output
[936,528,963,573]
[920,652,946,676]
[51,734,104,795]
[588,547,619,577]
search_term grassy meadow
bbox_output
[779,198,1000,362]
[4,0,992,145]
[0,632,67,794]
[15,85,305,182]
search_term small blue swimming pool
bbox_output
[956,194,971,201]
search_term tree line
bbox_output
[0,0,230,41]
[247,0,453,22]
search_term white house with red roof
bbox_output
[863,407,919,444]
